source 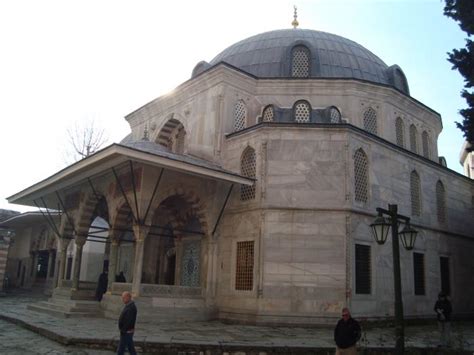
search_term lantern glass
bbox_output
[370,215,390,245]
[399,223,418,250]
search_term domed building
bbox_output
[7,24,474,324]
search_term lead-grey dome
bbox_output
[193,29,409,95]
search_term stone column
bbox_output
[107,239,119,292]
[46,250,53,283]
[131,225,148,297]
[71,238,86,290]
[32,252,40,284]
[56,239,69,288]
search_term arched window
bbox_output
[436,180,446,223]
[354,149,368,203]
[363,107,377,135]
[329,106,342,123]
[293,100,311,123]
[240,147,256,201]
[422,131,430,158]
[233,100,247,132]
[395,117,404,147]
[291,45,310,78]
[409,124,418,153]
[410,170,421,216]
[157,118,186,154]
[262,105,274,122]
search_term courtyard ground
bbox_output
[0,290,473,354]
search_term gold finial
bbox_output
[292,5,299,29]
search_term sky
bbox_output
[0,0,469,212]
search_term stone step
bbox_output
[48,297,100,309]
[52,287,96,301]
[27,302,104,319]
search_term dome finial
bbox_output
[292,5,299,29]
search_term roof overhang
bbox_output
[0,211,60,229]
[8,143,254,207]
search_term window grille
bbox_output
[395,117,404,147]
[413,252,425,295]
[291,46,310,78]
[440,256,450,295]
[436,180,446,223]
[410,124,418,153]
[240,147,256,201]
[363,107,377,134]
[354,149,368,203]
[262,105,274,122]
[294,101,311,123]
[174,127,185,154]
[422,131,430,158]
[329,107,341,123]
[235,241,254,291]
[410,170,421,216]
[233,100,247,132]
[355,244,371,294]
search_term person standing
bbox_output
[434,292,452,347]
[334,307,361,355]
[117,291,137,355]
[95,270,108,301]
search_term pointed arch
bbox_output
[436,180,446,224]
[363,107,377,135]
[240,146,256,201]
[422,131,430,158]
[261,105,274,122]
[410,170,421,216]
[409,124,418,154]
[233,100,247,132]
[395,117,404,147]
[354,148,369,203]
[156,117,186,154]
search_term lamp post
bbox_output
[370,204,418,355]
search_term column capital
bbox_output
[132,224,149,243]
[58,237,70,251]
[75,237,87,248]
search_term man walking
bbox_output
[434,292,452,347]
[334,307,361,355]
[117,291,137,355]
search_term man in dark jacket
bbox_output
[117,291,137,355]
[334,307,361,355]
[434,292,452,347]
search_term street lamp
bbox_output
[370,204,418,355]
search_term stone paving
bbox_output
[0,291,473,354]
[0,319,114,355]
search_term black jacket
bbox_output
[434,298,452,322]
[334,317,361,349]
[118,301,137,334]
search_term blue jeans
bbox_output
[117,332,137,355]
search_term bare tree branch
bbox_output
[65,119,108,163]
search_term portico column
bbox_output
[46,250,53,283]
[107,239,119,292]
[56,238,69,288]
[30,252,38,285]
[131,225,148,297]
[71,238,86,290]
